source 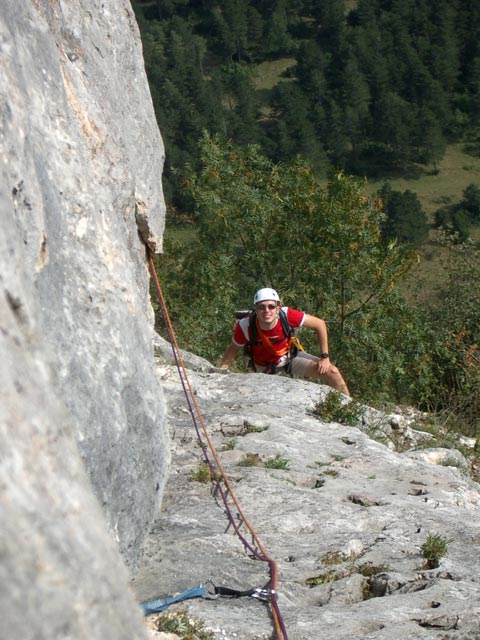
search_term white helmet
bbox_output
[253,287,280,305]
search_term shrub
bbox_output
[190,463,212,483]
[356,562,390,577]
[421,533,448,569]
[306,569,339,586]
[264,454,290,470]
[312,391,363,426]
[237,452,261,467]
[378,183,429,248]
[151,610,214,640]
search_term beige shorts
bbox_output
[253,351,319,377]
[289,351,320,377]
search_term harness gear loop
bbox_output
[290,335,304,353]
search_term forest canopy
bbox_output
[132,0,480,206]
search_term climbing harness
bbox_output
[141,580,273,615]
[147,248,288,640]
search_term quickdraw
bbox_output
[141,580,275,616]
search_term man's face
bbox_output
[255,300,279,323]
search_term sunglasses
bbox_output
[257,303,278,311]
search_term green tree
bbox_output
[433,183,480,242]
[461,183,480,223]
[158,134,416,399]
[342,57,371,160]
[269,82,329,172]
[132,0,480,198]
[379,183,429,248]
[306,0,346,53]
[371,92,417,167]
[264,0,294,55]
[353,0,380,26]
[421,234,480,432]
[456,0,480,127]
[209,0,250,61]
[434,207,471,243]
[245,5,265,58]
[134,15,225,203]
[415,108,446,171]
[294,40,330,95]
[216,63,265,145]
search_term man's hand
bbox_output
[316,357,331,375]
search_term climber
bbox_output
[220,287,350,396]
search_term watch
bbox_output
[320,352,329,359]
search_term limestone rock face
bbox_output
[1,0,167,637]
[134,364,480,640]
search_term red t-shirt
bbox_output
[232,307,305,366]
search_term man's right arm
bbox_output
[220,342,241,369]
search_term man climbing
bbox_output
[220,288,350,396]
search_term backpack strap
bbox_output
[248,310,258,346]
[278,308,292,339]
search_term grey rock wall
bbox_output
[1,0,168,638]
[134,363,480,640]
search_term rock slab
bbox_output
[1,1,168,638]
[133,364,480,640]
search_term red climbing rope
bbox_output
[147,248,288,640]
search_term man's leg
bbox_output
[290,352,350,396]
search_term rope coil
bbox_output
[147,249,288,640]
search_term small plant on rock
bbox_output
[311,391,363,426]
[356,562,390,577]
[321,550,347,566]
[323,469,339,478]
[306,569,339,586]
[439,456,467,472]
[244,423,270,433]
[264,454,290,470]
[151,610,214,639]
[421,533,448,569]
[222,438,237,450]
[190,463,212,483]
[237,452,261,467]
